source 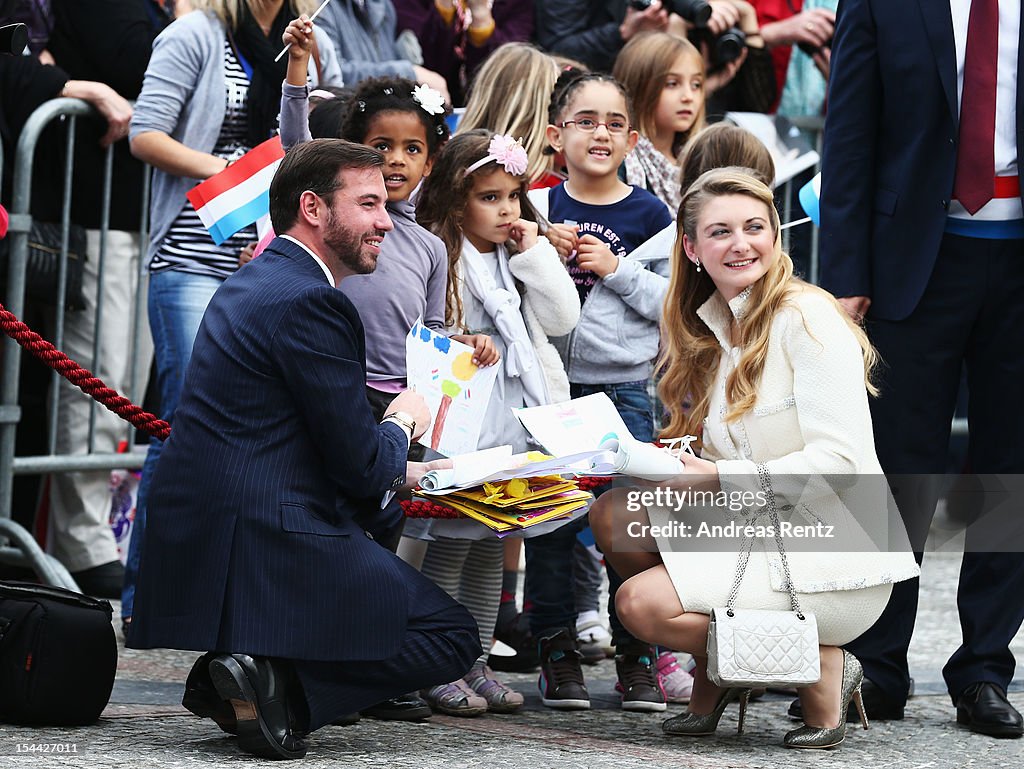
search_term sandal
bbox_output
[465,663,524,714]
[423,679,488,717]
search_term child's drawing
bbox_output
[406,319,499,457]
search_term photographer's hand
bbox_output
[760,8,835,50]
[620,1,669,41]
[706,0,741,35]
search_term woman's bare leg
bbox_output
[589,488,662,579]
[797,645,844,727]
[615,565,728,714]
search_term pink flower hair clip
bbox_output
[464,134,529,177]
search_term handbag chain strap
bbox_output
[724,463,806,620]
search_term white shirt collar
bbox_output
[280,234,335,288]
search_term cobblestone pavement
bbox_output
[3,530,1024,768]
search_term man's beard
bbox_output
[323,207,383,275]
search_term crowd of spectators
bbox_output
[15,1,1009,759]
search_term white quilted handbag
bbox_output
[706,464,821,689]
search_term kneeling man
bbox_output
[128,140,481,760]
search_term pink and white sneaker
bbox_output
[656,651,694,704]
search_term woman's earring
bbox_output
[695,257,702,273]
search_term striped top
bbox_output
[150,36,258,277]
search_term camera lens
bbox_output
[712,27,746,66]
[670,0,712,28]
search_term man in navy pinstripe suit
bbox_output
[127,140,481,760]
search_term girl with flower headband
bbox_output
[411,129,580,716]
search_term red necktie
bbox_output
[953,0,1000,215]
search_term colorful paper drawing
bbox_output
[513,392,633,457]
[406,319,499,457]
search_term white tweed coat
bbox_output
[650,287,919,645]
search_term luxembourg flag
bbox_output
[186,136,285,245]
[798,172,822,226]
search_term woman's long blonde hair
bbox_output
[192,0,316,28]
[458,43,560,185]
[658,168,878,440]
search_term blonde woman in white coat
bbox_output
[412,130,580,715]
[590,168,918,749]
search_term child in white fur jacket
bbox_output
[409,131,580,716]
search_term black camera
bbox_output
[0,23,27,55]
[628,0,713,29]
[710,26,746,66]
[690,25,746,69]
[1,0,28,56]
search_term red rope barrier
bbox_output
[0,304,170,440]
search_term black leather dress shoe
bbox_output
[209,654,308,759]
[955,682,1024,738]
[182,653,238,735]
[788,678,905,721]
[361,692,432,721]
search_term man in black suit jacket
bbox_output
[819,0,1024,738]
[128,140,481,759]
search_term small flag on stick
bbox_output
[186,136,285,245]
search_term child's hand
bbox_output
[283,15,315,59]
[238,241,257,267]
[509,219,539,251]
[451,334,501,367]
[545,223,579,260]
[575,235,619,278]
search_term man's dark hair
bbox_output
[269,139,384,232]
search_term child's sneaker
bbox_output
[614,641,667,712]
[656,650,694,704]
[537,628,590,710]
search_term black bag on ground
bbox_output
[0,581,117,725]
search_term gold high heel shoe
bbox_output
[662,687,751,736]
[784,650,869,749]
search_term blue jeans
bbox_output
[569,380,655,443]
[525,380,654,641]
[121,270,223,618]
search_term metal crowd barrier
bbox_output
[0,98,151,588]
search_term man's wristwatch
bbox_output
[382,411,417,441]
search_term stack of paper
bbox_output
[415,475,592,534]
